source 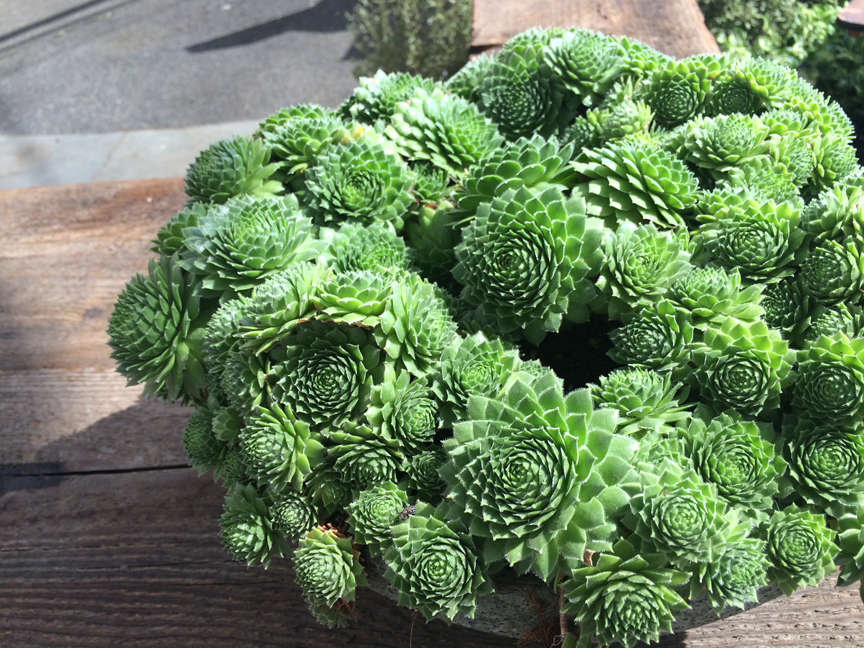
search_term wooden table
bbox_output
[1,179,862,647]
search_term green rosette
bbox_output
[799,239,864,305]
[781,418,864,517]
[802,172,864,242]
[562,537,689,648]
[326,221,412,274]
[691,534,769,612]
[668,266,764,328]
[107,255,207,402]
[695,196,805,283]
[607,301,694,371]
[181,195,321,295]
[453,134,577,218]
[446,52,496,104]
[326,422,403,489]
[366,365,440,455]
[311,269,393,327]
[683,411,786,511]
[203,296,248,382]
[477,34,575,139]
[294,527,366,606]
[836,505,864,587]
[441,373,639,581]
[183,407,225,475]
[544,29,626,107]
[219,484,288,567]
[375,273,458,378]
[596,221,691,319]
[407,448,448,498]
[644,58,712,128]
[255,104,350,184]
[151,203,207,256]
[432,331,520,424]
[220,348,270,414]
[238,262,328,353]
[383,501,492,620]
[793,333,864,425]
[629,467,738,566]
[572,137,700,229]
[802,303,864,343]
[386,87,503,177]
[304,460,353,516]
[270,322,379,434]
[590,367,690,437]
[238,402,325,493]
[692,318,794,416]
[341,71,440,125]
[763,505,838,595]
[762,276,809,339]
[680,113,766,175]
[345,481,408,547]
[453,186,603,343]
[184,135,283,204]
[304,134,413,230]
[270,490,318,541]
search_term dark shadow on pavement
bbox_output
[186,0,357,53]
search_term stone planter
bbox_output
[367,561,785,639]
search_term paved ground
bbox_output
[0,0,359,135]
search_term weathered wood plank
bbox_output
[471,0,719,58]
[0,468,511,648]
[0,369,189,473]
[0,178,186,371]
[0,179,189,473]
[0,468,861,647]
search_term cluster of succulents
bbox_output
[109,27,864,648]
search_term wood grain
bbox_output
[0,468,512,648]
[471,0,719,58]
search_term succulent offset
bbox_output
[107,27,864,648]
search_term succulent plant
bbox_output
[219,484,287,567]
[441,374,638,581]
[683,412,786,511]
[692,318,794,416]
[107,255,206,402]
[454,186,603,343]
[346,481,408,547]
[327,422,403,489]
[781,417,864,517]
[386,87,503,177]
[366,366,440,454]
[383,502,491,620]
[181,195,320,295]
[108,27,864,644]
[691,535,769,612]
[454,134,576,218]
[270,323,379,434]
[294,526,366,606]
[793,333,864,424]
[597,221,691,319]
[270,490,318,541]
[304,135,414,229]
[590,367,690,437]
[837,505,864,587]
[763,505,839,594]
[562,537,689,648]
[185,136,283,204]
[573,137,700,229]
[239,402,325,494]
[183,408,224,474]
[433,332,519,423]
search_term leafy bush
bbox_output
[348,0,472,79]
[109,27,864,647]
